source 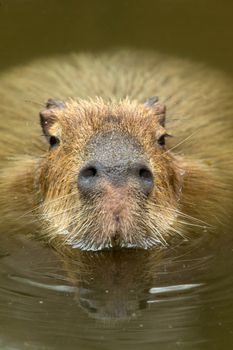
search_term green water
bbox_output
[0,1,233,349]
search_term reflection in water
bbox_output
[0,232,233,349]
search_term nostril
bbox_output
[81,166,97,178]
[137,165,154,195]
[139,167,153,180]
[77,163,100,194]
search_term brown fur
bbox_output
[0,50,232,251]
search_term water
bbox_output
[0,1,233,349]
[1,233,233,350]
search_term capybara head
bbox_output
[38,97,184,250]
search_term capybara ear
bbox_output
[45,98,65,110]
[39,109,57,138]
[39,99,64,148]
[144,96,166,127]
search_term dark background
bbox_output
[0,0,233,75]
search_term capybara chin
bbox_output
[0,51,232,251]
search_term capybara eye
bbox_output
[49,136,60,149]
[157,134,166,147]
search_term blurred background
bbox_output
[0,0,233,75]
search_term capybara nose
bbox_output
[77,161,154,196]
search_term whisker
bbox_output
[43,205,80,219]
[151,203,211,226]
[17,191,78,219]
[177,220,208,229]
[169,226,189,240]
[163,128,201,155]
[24,99,44,107]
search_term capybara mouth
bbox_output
[58,206,174,251]
[67,231,164,251]
[66,169,165,250]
